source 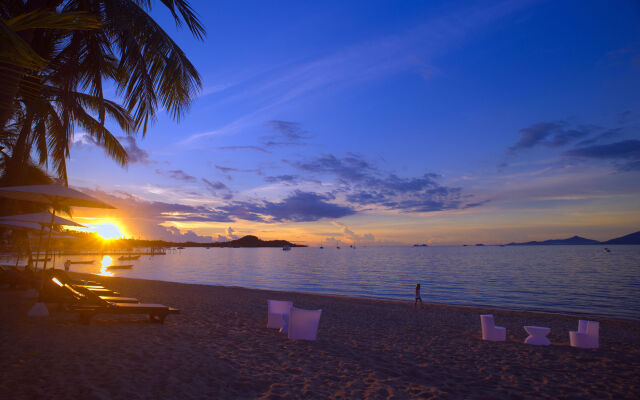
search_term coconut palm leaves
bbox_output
[0,9,100,71]
[1,0,204,185]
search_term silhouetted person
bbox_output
[414,283,423,309]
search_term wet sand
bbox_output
[1,273,638,399]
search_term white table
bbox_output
[524,325,551,345]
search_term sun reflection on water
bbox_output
[99,255,114,276]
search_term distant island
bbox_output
[181,235,305,248]
[413,244,428,247]
[502,230,640,246]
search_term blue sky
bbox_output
[68,0,640,244]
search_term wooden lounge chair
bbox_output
[52,278,179,324]
[73,286,139,304]
[46,270,122,297]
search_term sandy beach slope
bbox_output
[1,274,638,399]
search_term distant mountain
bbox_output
[505,235,601,246]
[216,235,304,248]
[603,231,640,245]
[504,231,640,246]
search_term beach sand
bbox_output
[1,274,638,399]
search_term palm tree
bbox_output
[0,0,205,184]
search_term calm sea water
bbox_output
[6,245,640,320]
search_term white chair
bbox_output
[267,300,293,329]
[480,314,506,341]
[288,307,322,340]
[570,320,599,349]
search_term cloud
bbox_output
[78,188,235,223]
[226,226,238,239]
[289,153,376,183]
[118,136,152,164]
[264,175,299,184]
[508,122,598,152]
[218,145,271,153]
[215,165,262,176]
[202,178,234,200]
[617,109,633,122]
[563,140,640,171]
[575,128,624,147]
[288,153,473,212]
[260,120,312,147]
[71,133,100,149]
[155,169,197,182]
[71,188,230,242]
[153,225,214,243]
[217,190,356,222]
[332,221,375,244]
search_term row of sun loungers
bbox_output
[1,266,180,324]
[43,271,180,324]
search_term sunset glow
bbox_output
[91,222,125,240]
[62,1,638,246]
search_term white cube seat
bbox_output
[288,307,322,340]
[570,320,599,349]
[480,314,506,341]
[267,300,293,329]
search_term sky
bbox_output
[66,0,640,245]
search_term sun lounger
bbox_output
[51,278,179,324]
[72,303,180,324]
[72,286,139,304]
[46,270,121,296]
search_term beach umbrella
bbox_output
[0,212,85,269]
[0,185,114,318]
[0,212,85,227]
[0,220,54,232]
[0,185,114,270]
[0,211,86,269]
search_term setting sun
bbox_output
[92,223,124,240]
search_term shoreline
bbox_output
[2,273,638,398]
[77,272,640,323]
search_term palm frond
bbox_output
[6,10,101,32]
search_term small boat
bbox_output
[282,246,291,251]
[603,248,611,253]
[69,260,94,264]
[106,264,133,270]
[336,246,340,249]
[177,247,185,250]
[118,255,141,261]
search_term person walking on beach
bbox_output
[414,283,423,309]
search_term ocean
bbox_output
[5,245,640,320]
